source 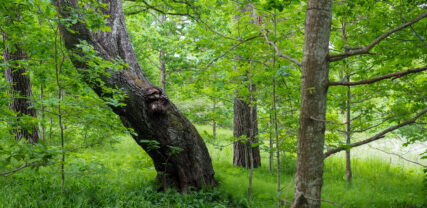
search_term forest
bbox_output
[0,0,426,207]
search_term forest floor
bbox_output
[0,125,425,208]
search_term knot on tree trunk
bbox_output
[144,86,169,115]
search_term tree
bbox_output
[2,8,40,144]
[52,0,215,192]
[233,75,261,169]
[290,1,426,207]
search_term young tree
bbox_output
[52,0,215,192]
[290,1,426,207]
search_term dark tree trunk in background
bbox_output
[233,96,261,168]
[3,36,40,144]
[292,0,332,207]
[53,0,215,192]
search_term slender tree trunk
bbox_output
[40,83,46,143]
[212,71,217,139]
[273,76,281,208]
[3,34,40,144]
[159,49,166,91]
[54,29,65,193]
[269,112,273,173]
[247,60,255,199]
[345,75,352,187]
[292,0,332,207]
[272,9,281,208]
[52,0,215,192]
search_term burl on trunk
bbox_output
[52,0,215,192]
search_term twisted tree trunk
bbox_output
[52,0,215,192]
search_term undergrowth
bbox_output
[0,125,425,207]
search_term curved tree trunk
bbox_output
[52,0,215,192]
[3,35,40,144]
[233,96,261,168]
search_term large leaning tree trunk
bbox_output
[292,0,332,207]
[3,35,40,144]
[233,96,261,168]
[52,0,215,192]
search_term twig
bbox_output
[204,35,262,69]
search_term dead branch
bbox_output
[324,108,427,158]
[369,146,426,168]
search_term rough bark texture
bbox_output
[233,97,261,168]
[3,37,40,144]
[52,0,215,191]
[292,0,332,207]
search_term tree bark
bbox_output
[233,96,261,168]
[3,35,40,144]
[292,0,332,207]
[52,0,215,191]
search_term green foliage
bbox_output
[0,0,426,206]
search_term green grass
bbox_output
[0,125,425,207]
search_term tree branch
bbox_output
[329,67,426,86]
[370,146,426,168]
[324,108,427,158]
[329,11,427,62]
[0,162,50,176]
[127,0,194,17]
[204,35,262,69]
[260,29,302,66]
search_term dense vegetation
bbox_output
[1,0,426,207]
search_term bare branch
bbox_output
[324,108,427,158]
[329,67,426,86]
[370,146,426,168]
[329,11,427,62]
[260,29,302,66]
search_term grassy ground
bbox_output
[0,125,425,207]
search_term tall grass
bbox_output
[0,125,425,207]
